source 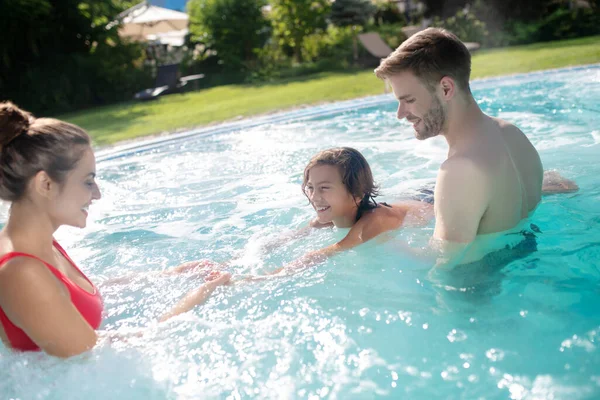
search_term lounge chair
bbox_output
[134,63,205,101]
[357,32,394,60]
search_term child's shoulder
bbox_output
[362,203,406,224]
[352,204,405,240]
[375,202,406,216]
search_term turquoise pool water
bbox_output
[1,65,599,399]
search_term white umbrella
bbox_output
[116,2,189,42]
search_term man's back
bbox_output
[458,116,543,235]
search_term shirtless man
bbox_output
[374,28,576,263]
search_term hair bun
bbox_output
[0,101,32,148]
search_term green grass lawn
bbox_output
[62,35,600,146]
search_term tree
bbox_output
[422,0,558,21]
[188,0,270,70]
[421,0,466,18]
[330,0,375,28]
[372,0,405,26]
[0,0,146,114]
[0,0,137,82]
[269,0,331,62]
[329,0,375,62]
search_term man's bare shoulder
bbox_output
[488,116,518,132]
[437,156,492,198]
[440,155,485,174]
[433,157,492,243]
[490,116,527,136]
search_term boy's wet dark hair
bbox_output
[302,147,380,221]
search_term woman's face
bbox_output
[49,147,101,229]
[304,164,361,228]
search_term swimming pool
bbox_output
[1,64,599,399]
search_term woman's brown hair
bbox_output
[0,101,91,202]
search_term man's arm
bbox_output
[432,158,490,264]
[542,170,579,194]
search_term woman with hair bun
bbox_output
[0,102,230,358]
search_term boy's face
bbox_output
[304,165,361,228]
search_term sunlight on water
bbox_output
[1,65,600,399]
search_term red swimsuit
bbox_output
[0,241,103,351]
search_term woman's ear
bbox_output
[32,171,58,199]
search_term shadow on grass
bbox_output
[64,104,149,141]
[61,69,373,134]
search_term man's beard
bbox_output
[414,95,446,140]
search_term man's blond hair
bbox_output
[374,28,472,93]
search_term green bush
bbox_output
[537,7,600,42]
[89,42,153,104]
[330,0,376,28]
[187,0,270,71]
[372,0,406,26]
[270,0,331,62]
[248,40,294,82]
[433,9,489,44]
[248,24,356,82]
[301,25,356,63]
[370,23,407,50]
[500,20,539,46]
[4,41,151,115]
[0,0,150,115]
[503,7,600,45]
